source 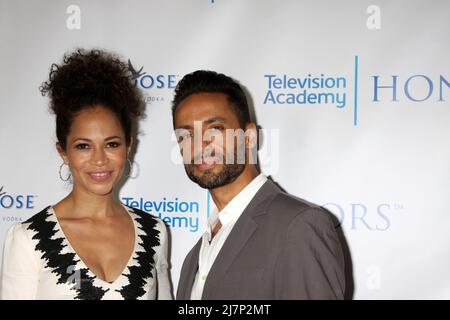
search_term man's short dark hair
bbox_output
[172,70,250,128]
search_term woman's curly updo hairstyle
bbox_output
[40,49,145,150]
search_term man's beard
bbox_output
[185,162,245,189]
[184,147,246,190]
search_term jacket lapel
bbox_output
[177,239,202,299]
[201,179,281,299]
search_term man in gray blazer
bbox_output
[172,70,345,300]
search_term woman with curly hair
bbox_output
[0,49,172,300]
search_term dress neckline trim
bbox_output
[48,204,139,287]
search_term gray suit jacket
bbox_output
[176,179,346,300]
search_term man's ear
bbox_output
[244,122,258,149]
[56,142,69,164]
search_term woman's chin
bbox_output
[85,184,115,197]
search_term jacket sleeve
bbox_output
[274,208,346,299]
[1,223,40,300]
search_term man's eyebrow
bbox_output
[175,117,227,130]
[203,117,227,125]
[72,137,92,142]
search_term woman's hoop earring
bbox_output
[59,163,71,182]
[127,158,139,179]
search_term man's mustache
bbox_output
[190,152,224,165]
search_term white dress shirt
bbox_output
[190,174,268,300]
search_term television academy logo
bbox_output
[263,57,449,126]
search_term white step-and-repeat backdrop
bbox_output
[1,0,449,299]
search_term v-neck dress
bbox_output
[0,205,172,300]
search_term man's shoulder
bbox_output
[269,190,320,212]
[262,186,336,229]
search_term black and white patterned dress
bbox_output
[0,205,172,300]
